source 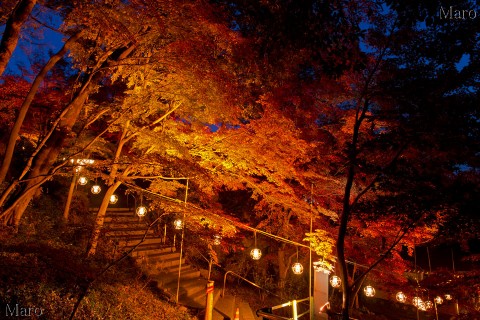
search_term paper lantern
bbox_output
[136,206,147,217]
[91,185,101,194]
[364,286,376,297]
[78,176,88,185]
[292,262,304,274]
[396,292,407,303]
[250,248,262,260]
[109,194,118,204]
[330,275,342,288]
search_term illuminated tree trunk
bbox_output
[86,181,122,257]
[86,121,131,257]
[0,80,94,227]
[0,31,83,184]
[337,100,368,320]
[0,0,36,77]
[277,244,295,298]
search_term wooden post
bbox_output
[205,281,214,320]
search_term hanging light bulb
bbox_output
[364,286,376,297]
[291,247,303,274]
[109,194,118,204]
[396,291,407,303]
[424,301,433,310]
[174,218,183,230]
[78,176,88,185]
[434,296,443,305]
[417,301,427,311]
[330,275,342,288]
[444,294,453,301]
[292,262,303,275]
[136,206,147,217]
[412,297,423,307]
[250,232,262,260]
[213,234,222,245]
[136,194,147,217]
[250,248,262,260]
[91,184,101,194]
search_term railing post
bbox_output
[205,281,214,320]
[292,300,298,320]
[163,224,167,244]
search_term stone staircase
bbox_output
[101,208,260,318]
[213,295,260,320]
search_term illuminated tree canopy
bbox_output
[0,0,479,319]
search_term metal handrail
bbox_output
[256,297,311,320]
[222,270,280,299]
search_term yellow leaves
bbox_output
[304,229,336,265]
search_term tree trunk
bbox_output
[86,181,121,257]
[0,31,83,184]
[278,245,287,295]
[1,80,94,227]
[0,0,36,76]
[63,173,78,222]
[86,121,131,257]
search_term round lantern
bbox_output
[292,262,304,275]
[91,185,101,194]
[136,206,147,217]
[396,291,407,303]
[434,296,443,305]
[444,294,453,301]
[78,176,88,185]
[424,301,433,310]
[412,297,423,307]
[364,286,376,297]
[250,248,262,260]
[109,194,118,204]
[330,275,342,288]
[174,219,183,230]
[417,301,427,311]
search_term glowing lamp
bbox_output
[174,219,183,230]
[417,301,427,311]
[412,297,423,307]
[424,301,433,310]
[250,248,262,260]
[330,275,342,288]
[444,294,452,300]
[109,194,118,204]
[364,286,376,297]
[434,296,443,305]
[78,176,88,185]
[292,262,303,274]
[136,206,147,217]
[91,185,101,194]
[396,291,407,303]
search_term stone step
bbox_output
[181,283,221,309]
[136,251,180,264]
[103,216,148,226]
[213,295,235,320]
[152,265,201,286]
[238,301,258,320]
[163,278,208,304]
[154,256,186,270]
[115,236,163,247]
[123,243,172,252]
[104,228,156,237]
